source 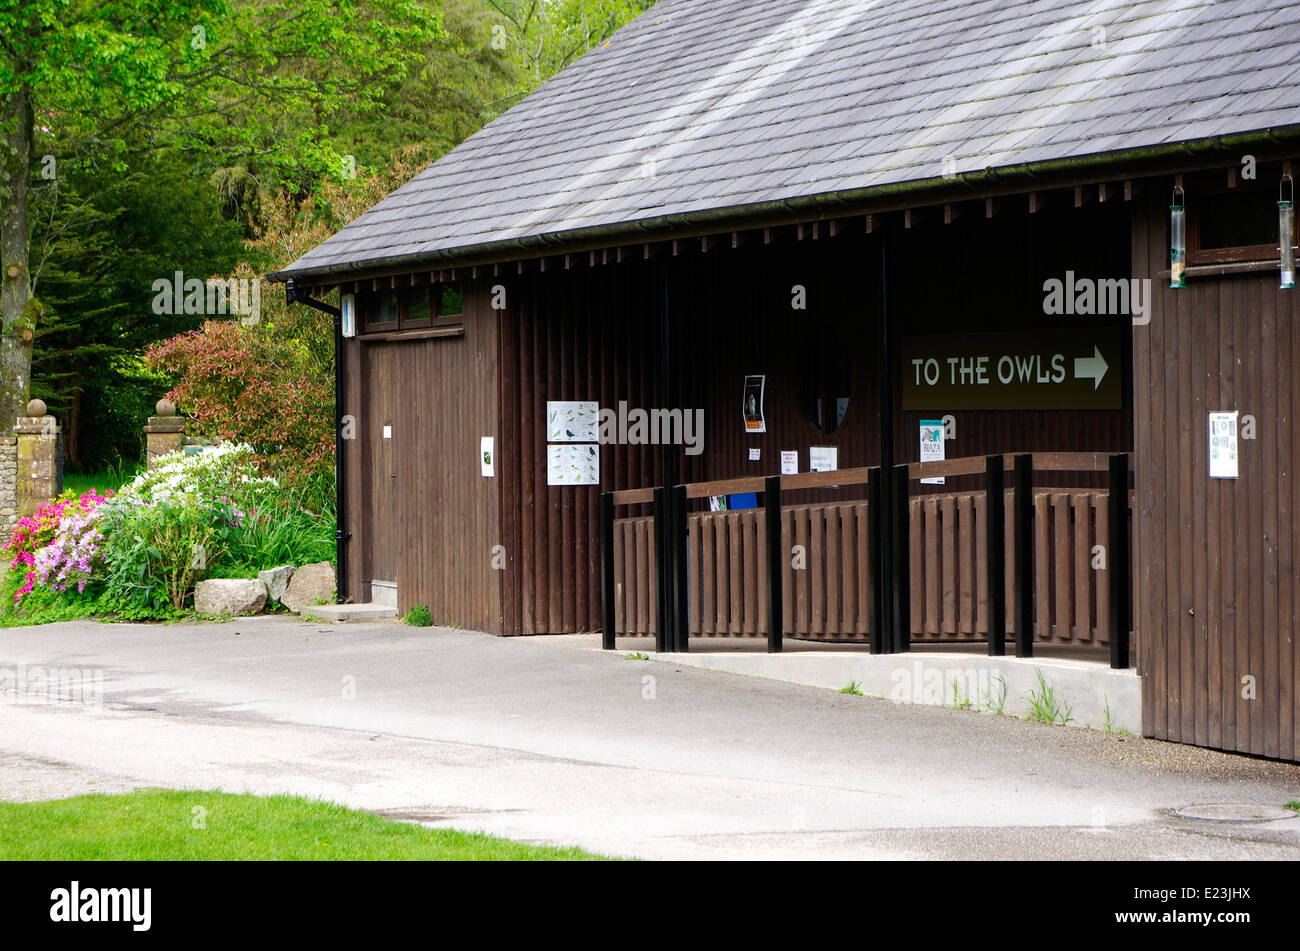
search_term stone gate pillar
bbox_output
[144,399,185,469]
[0,434,15,536]
[15,398,62,518]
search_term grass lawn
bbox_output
[0,790,609,861]
[63,464,142,497]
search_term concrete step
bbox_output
[299,603,397,623]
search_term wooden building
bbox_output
[271,0,1300,760]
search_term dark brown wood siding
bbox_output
[496,205,1132,634]
[497,261,666,634]
[341,284,501,632]
[1133,183,1299,761]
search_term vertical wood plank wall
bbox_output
[1133,186,1299,761]
[497,263,666,634]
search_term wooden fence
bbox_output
[604,453,1133,661]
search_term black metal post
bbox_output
[600,492,616,650]
[1108,453,1131,669]
[671,484,689,653]
[891,464,911,653]
[1013,453,1034,658]
[653,486,668,653]
[985,455,1006,656]
[764,475,783,653]
[867,466,887,654]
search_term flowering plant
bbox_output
[19,508,107,600]
[7,490,111,571]
[9,490,112,603]
[112,444,277,508]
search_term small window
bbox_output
[402,286,432,329]
[1198,189,1275,250]
[436,282,463,322]
[363,290,398,330]
[1190,185,1278,265]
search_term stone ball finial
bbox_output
[26,398,46,417]
[156,398,176,417]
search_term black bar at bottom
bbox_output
[1108,453,1131,669]
[985,455,1006,657]
[600,492,616,650]
[1013,453,1034,658]
[764,475,783,653]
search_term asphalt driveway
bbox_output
[0,617,1297,860]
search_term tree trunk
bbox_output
[0,86,34,425]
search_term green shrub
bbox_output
[1,444,336,623]
[98,499,235,614]
[404,605,433,627]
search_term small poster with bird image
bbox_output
[743,375,766,433]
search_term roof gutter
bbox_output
[268,124,1300,283]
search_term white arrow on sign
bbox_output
[1073,346,1108,390]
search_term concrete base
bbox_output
[299,603,397,623]
[369,581,398,608]
[650,650,1141,735]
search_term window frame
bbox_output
[432,280,465,328]
[356,278,466,335]
[401,284,434,331]
[361,287,400,333]
[1187,176,1281,268]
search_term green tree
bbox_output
[32,157,246,468]
[0,0,443,425]
[485,0,657,96]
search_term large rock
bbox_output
[281,561,336,613]
[258,564,296,603]
[195,578,267,617]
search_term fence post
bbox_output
[1108,454,1131,669]
[1013,453,1034,658]
[671,484,689,653]
[653,486,668,653]
[867,466,887,654]
[600,492,616,651]
[891,464,911,653]
[764,475,783,653]
[143,398,186,469]
[14,399,62,522]
[985,455,1006,656]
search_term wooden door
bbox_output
[363,344,399,587]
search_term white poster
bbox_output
[919,419,945,485]
[1209,411,1238,479]
[480,437,495,478]
[546,401,599,442]
[809,446,838,473]
[749,448,761,462]
[780,450,799,475]
[547,444,600,486]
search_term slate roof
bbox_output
[277,0,1300,278]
